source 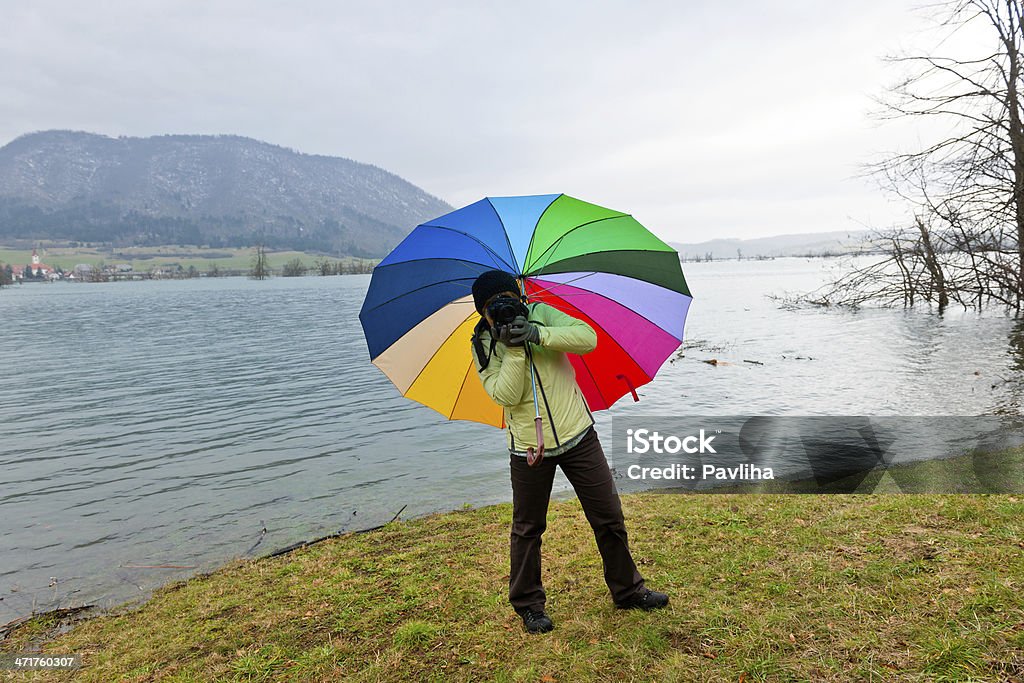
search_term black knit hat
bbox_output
[472,270,520,314]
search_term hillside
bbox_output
[671,230,874,260]
[0,131,451,257]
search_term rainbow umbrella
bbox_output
[358,193,691,427]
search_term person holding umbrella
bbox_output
[469,269,669,635]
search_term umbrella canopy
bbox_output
[359,193,692,427]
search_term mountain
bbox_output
[670,230,875,260]
[0,130,452,257]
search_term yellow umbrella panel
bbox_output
[370,295,505,427]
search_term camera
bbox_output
[486,295,528,326]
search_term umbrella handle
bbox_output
[526,343,545,466]
[527,417,545,466]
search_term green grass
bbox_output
[2,487,1022,682]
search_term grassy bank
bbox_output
[2,486,1022,682]
[0,245,375,274]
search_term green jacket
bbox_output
[471,302,597,452]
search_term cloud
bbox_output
[0,0,990,240]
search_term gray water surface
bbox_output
[1,258,1020,623]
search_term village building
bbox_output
[70,264,95,280]
[14,249,60,280]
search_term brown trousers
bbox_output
[508,426,645,613]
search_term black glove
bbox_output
[492,322,516,346]
[508,315,541,346]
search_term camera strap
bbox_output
[471,316,497,371]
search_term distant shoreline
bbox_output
[0,244,378,282]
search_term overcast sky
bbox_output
[0,1,989,242]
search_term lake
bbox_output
[1,257,1021,624]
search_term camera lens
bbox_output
[487,296,522,326]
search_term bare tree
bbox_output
[821,0,1024,311]
[90,260,109,283]
[314,257,334,276]
[249,244,271,280]
[281,257,308,277]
